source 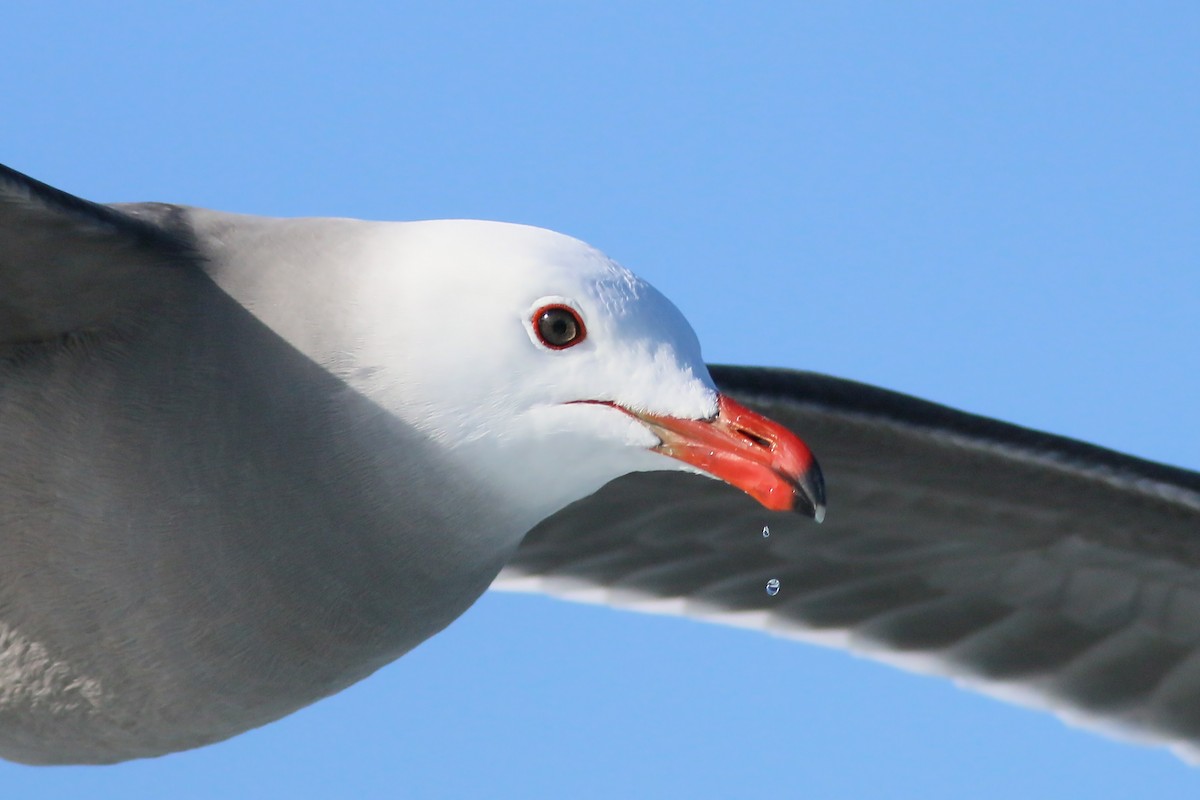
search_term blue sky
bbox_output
[4,2,1199,797]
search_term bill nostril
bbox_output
[736,429,773,450]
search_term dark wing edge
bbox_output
[711,365,1200,508]
[0,163,197,348]
[497,365,1200,761]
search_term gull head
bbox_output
[348,220,825,529]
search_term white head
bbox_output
[339,220,823,532]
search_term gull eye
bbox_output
[533,304,586,350]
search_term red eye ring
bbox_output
[532,304,587,350]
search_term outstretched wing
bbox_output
[498,366,1200,758]
[0,163,195,349]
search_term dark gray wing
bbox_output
[0,163,195,349]
[498,366,1200,758]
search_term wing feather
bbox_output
[498,365,1200,757]
[0,163,195,348]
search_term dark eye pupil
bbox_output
[538,309,579,347]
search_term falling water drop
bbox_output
[765,578,780,596]
[761,525,770,538]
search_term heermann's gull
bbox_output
[2,163,1199,765]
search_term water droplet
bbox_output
[765,578,780,596]
[761,525,770,538]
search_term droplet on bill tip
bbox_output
[761,525,770,538]
[765,578,780,596]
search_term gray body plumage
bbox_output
[1,171,516,763]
